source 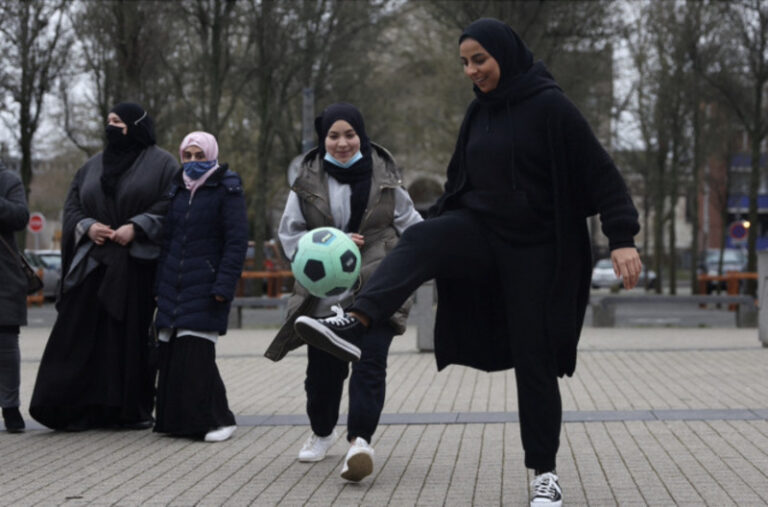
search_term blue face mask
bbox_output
[183,160,217,179]
[324,151,363,169]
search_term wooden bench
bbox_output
[228,296,289,329]
[237,270,293,298]
[591,294,757,328]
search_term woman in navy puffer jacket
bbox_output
[154,131,247,442]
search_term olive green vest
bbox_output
[265,144,413,362]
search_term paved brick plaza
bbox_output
[3,325,767,505]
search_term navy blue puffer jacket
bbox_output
[155,164,248,334]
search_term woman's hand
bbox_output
[349,233,365,248]
[611,247,643,290]
[87,222,115,246]
[111,223,135,246]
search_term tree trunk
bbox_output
[745,131,762,296]
[653,139,668,294]
[690,101,701,294]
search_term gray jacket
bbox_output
[265,144,422,361]
[0,162,30,326]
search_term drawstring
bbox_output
[505,100,518,190]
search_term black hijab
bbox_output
[314,103,373,233]
[101,102,156,196]
[460,18,559,106]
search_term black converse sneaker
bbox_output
[530,471,562,507]
[294,305,364,362]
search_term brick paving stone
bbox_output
[6,325,768,505]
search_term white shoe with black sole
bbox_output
[530,471,562,507]
[294,306,363,362]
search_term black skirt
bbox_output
[29,263,157,430]
[153,334,235,437]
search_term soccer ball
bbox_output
[291,227,361,297]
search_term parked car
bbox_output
[24,249,61,300]
[591,258,657,290]
[699,248,747,293]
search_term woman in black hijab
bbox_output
[294,19,642,506]
[30,102,177,431]
[267,103,422,482]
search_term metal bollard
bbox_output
[758,251,768,347]
[414,282,436,351]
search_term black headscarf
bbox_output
[460,18,559,106]
[101,102,156,196]
[314,103,373,233]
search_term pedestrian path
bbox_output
[4,326,768,505]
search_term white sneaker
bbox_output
[340,437,374,482]
[204,425,236,442]
[530,471,562,507]
[298,429,338,462]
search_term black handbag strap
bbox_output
[0,234,18,257]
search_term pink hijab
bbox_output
[179,131,220,197]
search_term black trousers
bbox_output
[350,209,561,472]
[305,321,394,443]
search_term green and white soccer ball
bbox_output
[291,227,361,297]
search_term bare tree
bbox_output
[65,0,175,150]
[0,0,71,201]
[237,0,394,265]
[162,0,255,137]
[693,0,768,295]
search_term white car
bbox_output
[591,258,656,290]
[25,249,61,300]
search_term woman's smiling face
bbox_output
[459,38,501,93]
[325,120,360,164]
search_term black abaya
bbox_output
[153,334,235,436]
[29,263,157,430]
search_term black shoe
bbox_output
[530,471,562,507]
[119,420,153,430]
[2,407,26,433]
[294,306,364,362]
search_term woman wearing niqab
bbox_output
[30,102,177,431]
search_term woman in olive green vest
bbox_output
[266,103,422,482]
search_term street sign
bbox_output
[728,220,749,243]
[28,212,46,234]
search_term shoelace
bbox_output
[531,473,560,499]
[303,433,330,452]
[323,304,355,327]
[303,434,319,450]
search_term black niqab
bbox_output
[314,102,373,233]
[101,102,156,196]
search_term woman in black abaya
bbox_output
[30,103,177,430]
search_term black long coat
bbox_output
[0,163,29,327]
[430,89,639,377]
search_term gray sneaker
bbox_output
[294,306,364,362]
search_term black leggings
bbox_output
[350,209,561,471]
